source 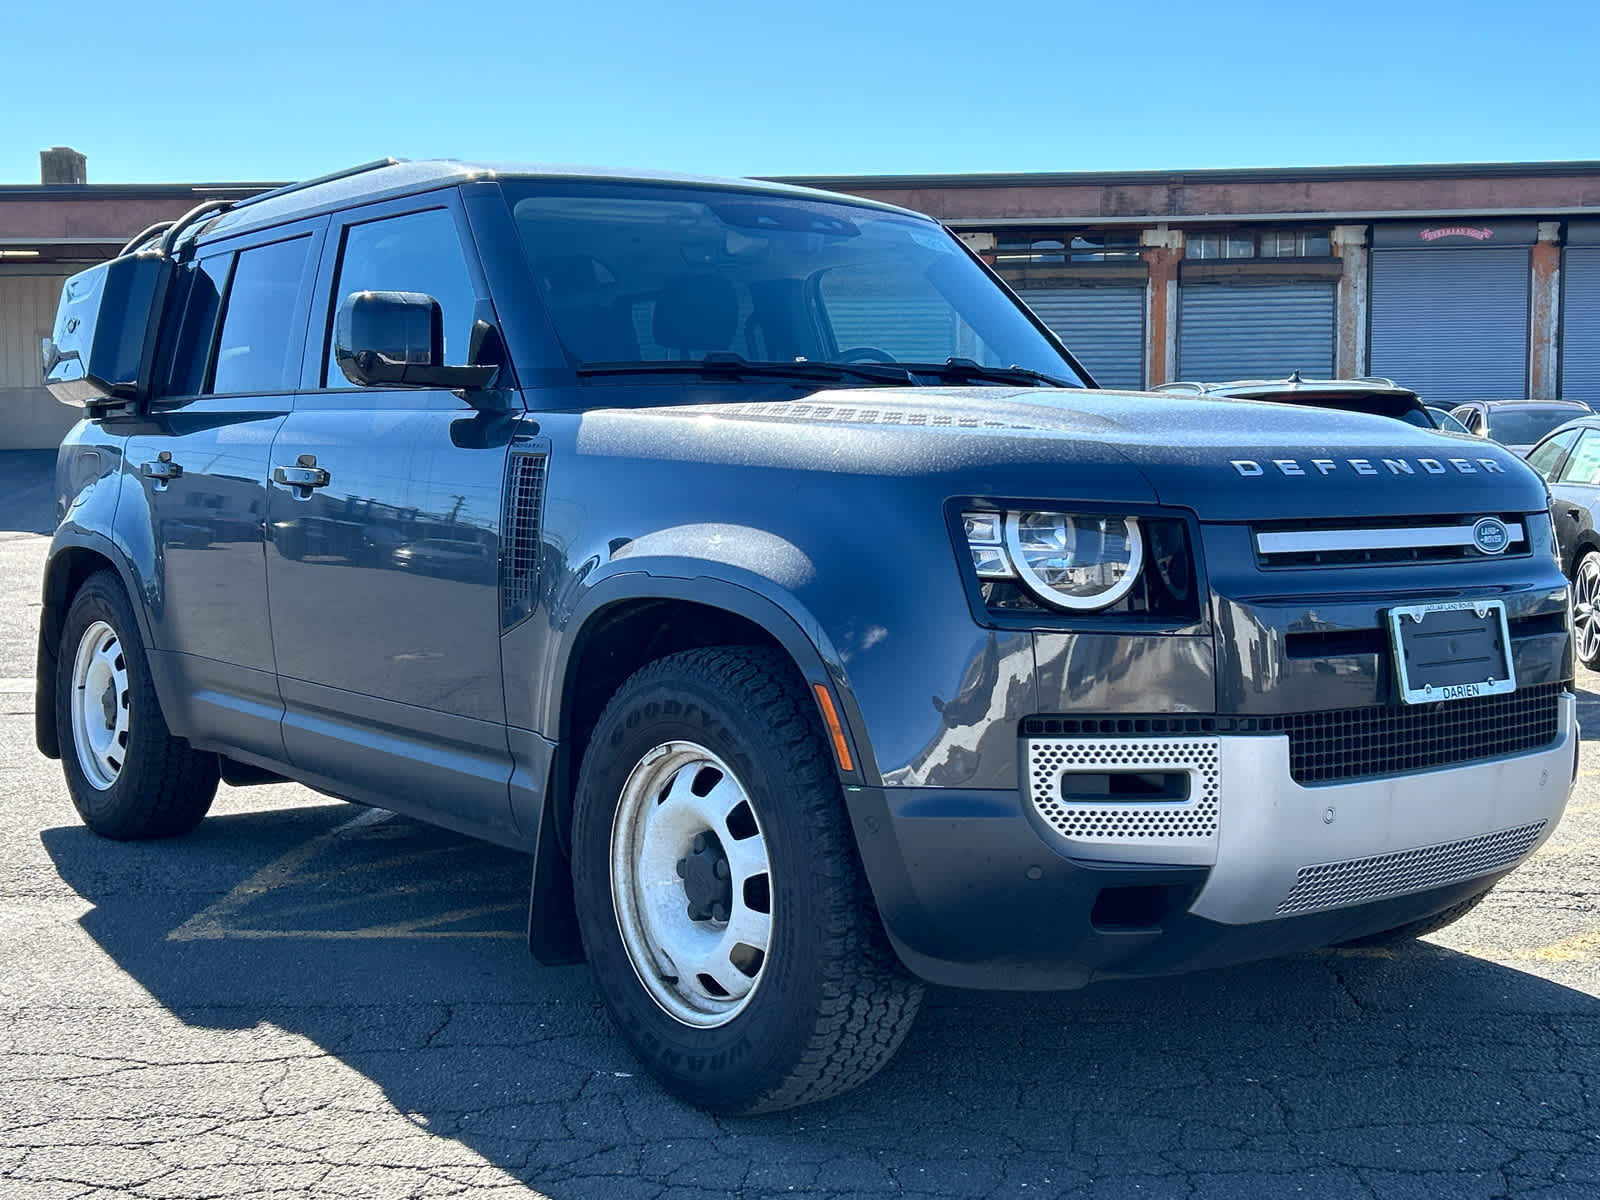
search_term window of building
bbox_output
[325,207,478,387]
[995,230,1141,264]
[1187,229,1331,259]
[210,236,312,395]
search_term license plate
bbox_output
[1387,599,1516,705]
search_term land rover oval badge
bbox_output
[1473,517,1511,555]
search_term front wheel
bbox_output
[1572,551,1600,669]
[1337,886,1494,948]
[572,646,922,1113]
[55,571,219,839]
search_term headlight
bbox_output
[963,509,1146,612]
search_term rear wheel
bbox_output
[572,645,922,1113]
[1572,551,1600,669]
[55,571,219,839]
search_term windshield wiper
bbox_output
[891,357,1077,388]
[576,354,913,386]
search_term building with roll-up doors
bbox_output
[0,149,271,451]
[7,154,1600,447]
[780,161,1600,407]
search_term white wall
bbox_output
[1,268,79,450]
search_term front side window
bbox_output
[1526,428,1579,480]
[325,207,478,387]
[1558,430,1600,486]
[211,236,312,395]
[506,181,1083,383]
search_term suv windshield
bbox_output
[504,180,1085,385]
[1485,406,1586,445]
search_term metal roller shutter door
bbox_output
[1177,283,1335,381]
[1017,286,1145,389]
[1561,247,1600,404]
[1370,248,1529,405]
[824,299,957,364]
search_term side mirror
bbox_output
[333,290,497,390]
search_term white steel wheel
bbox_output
[1575,553,1600,668]
[70,619,131,791]
[610,740,773,1028]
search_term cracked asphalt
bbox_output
[2,447,1599,1199]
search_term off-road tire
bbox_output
[572,645,923,1113]
[1337,886,1494,948]
[55,571,219,839]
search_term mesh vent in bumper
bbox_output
[1280,683,1563,785]
[1024,737,1220,861]
[1275,821,1547,916]
[1023,683,1565,787]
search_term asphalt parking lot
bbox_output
[2,448,1599,1200]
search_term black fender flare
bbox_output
[527,566,878,966]
[35,529,158,760]
[544,565,877,786]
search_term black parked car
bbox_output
[1524,417,1600,666]
[35,159,1578,1113]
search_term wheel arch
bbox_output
[527,573,874,966]
[1571,534,1600,579]
[36,536,154,761]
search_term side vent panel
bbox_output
[501,452,547,628]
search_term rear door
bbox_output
[264,190,521,842]
[120,219,324,762]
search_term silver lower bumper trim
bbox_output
[1189,693,1576,924]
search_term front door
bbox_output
[264,194,520,841]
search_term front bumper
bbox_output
[844,693,1576,990]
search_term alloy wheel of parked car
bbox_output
[1575,553,1600,669]
[571,645,923,1113]
[56,572,219,839]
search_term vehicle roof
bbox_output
[194,158,927,244]
[1157,376,1421,402]
[1451,398,1591,409]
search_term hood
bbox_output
[593,386,1547,522]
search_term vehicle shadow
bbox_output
[41,804,1600,1198]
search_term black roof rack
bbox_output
[228,158,406,211]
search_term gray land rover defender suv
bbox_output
[37,159,1577,1113]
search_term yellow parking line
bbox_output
[1480,927,1600,964]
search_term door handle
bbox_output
[140,455,182,483]
[273,455,330,499]
[1567,508,1582,523]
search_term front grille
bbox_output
[1281,683,1563,785]
[1252,514,1530,568]
[1021,682,1565,787]
[1276,821,1547,915]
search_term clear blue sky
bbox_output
[5,0,1599,185]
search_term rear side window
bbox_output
[160,255,229,398]
[325,208,478,387]
[211,236,313,394]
